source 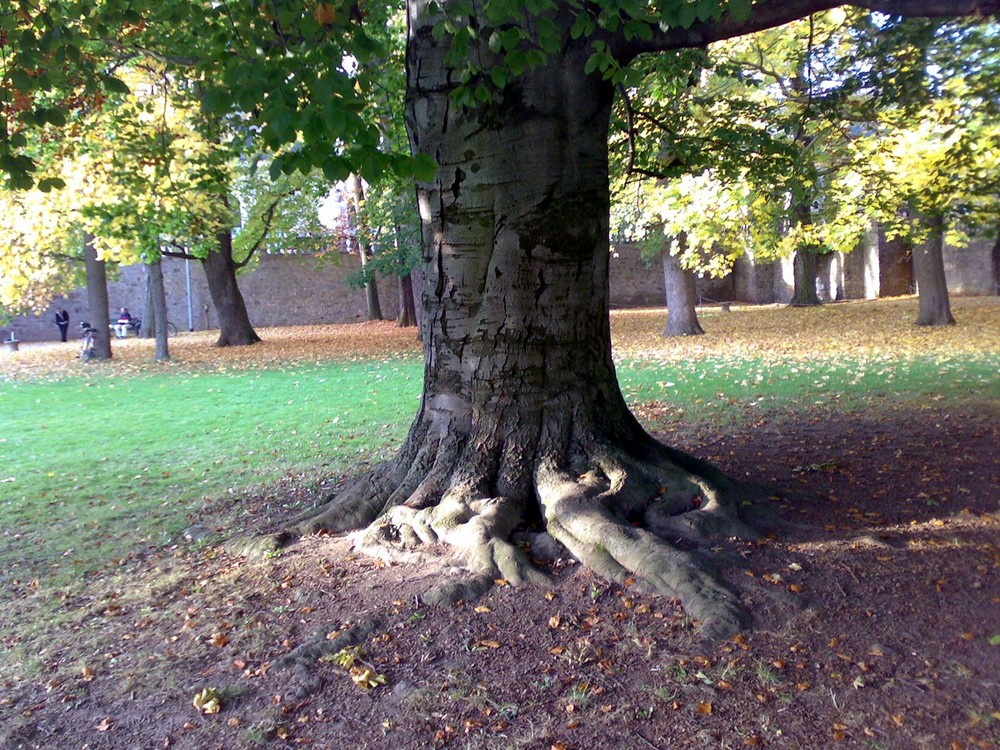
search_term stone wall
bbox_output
[5,237,996,343]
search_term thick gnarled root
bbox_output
[538,462,751,641]
[350,492,550,606]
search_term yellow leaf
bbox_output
[476,640,502,649]
[695,701,713,715]
[313,2,336,25]
[192,687,222,714]
[95,717,114,732]
[549,615,562,629]
[349,667,386,690]
[474,606,491,614]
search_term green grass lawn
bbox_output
[2,342,998,585]
[0,357,422,582]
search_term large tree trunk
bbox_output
[397,271,417,328]
[662,238,704,337]
[145,260,170,361]
[201,231,262,347]
[913,213,955,326]
[295,4,756,641]
[83,233,112,360]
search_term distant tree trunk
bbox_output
[145,260,170,360]
[201,231,262,347]
[991,226,1000,296]
[364,269,383,321]
[913,213,955,326]
[349,177,384,321]
[662,241,703,337]
[397,272,417,328]
[790,249,820,306]
[141,274,155,339]
[83,233,112,360]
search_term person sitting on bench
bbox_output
[114,308,132,338]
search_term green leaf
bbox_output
[989,634,1000,646]
[411,154,439,182]
[37,177,66,192]
[490,66,508,89]
[726,0,752,22]
[101,76,131,95]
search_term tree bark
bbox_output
[83,233,112,360]
[397,271,417,328]
[141,272,155,340]
[349,177,384,321]
[991,224,1000,296]
[145,260,170,360]
[296,3,756,640]
[662,238,704,337]
[790,248,821,306]
[913,213,955,326]
[201,231,262,346]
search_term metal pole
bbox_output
[185,258,194,331]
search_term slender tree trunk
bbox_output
[991,225,1000,296]
[349,177,384,321]
[364,272,383,321]
[662,238,704,337]
[141,273,155,339]
[397,271,417,328]
[145,260,170,360]
[913,213,955,326]
[83,233,112,360]
[790,249,820,306]
[299,4,754,640]
[201,231,262,346]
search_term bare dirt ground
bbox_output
[2,399,998,750]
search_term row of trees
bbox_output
[609,10,999,335]
[1,12,421,357]
[3,0,997,636]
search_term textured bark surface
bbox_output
[293,1,760,640]
[991,226,1000,296]
[83,233,112,360]
[201,233,262,347]
[145,261,170,361]
[397,272,417,328]
[913,215,956,326]
[790,249,821,306]
[662,244,704,337]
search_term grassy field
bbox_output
[2,296,998,585]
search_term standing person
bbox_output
[55,309,70,342]
[114,307,132,338]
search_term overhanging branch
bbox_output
[615,0,998,61]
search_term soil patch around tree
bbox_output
[1,402,998,750]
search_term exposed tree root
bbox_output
[273,423,768,641]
